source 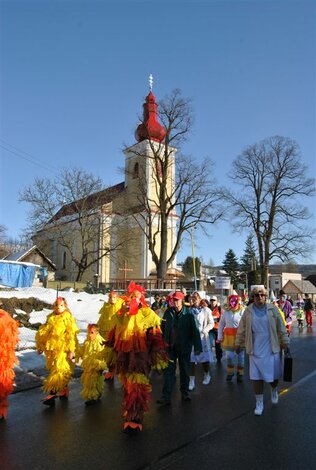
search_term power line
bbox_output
[0,138,60,174]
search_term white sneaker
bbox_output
[188,377,195,391]
[271,387,279,405]
[254,401,264,416]
[202,372,211,385]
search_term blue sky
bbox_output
[1,0,315,266]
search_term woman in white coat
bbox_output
[235,286,290,416]
[189,293,214,390]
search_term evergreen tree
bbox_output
[222,249,239,288]
[240,235,257,272]
[182,256,201,278]
[240,235,260,288]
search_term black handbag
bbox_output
[283,351,293,382]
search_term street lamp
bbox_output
[190,227,198,292]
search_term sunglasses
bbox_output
[254,293,266,298]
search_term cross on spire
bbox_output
[119,260,133,288]
[149,73,153,91]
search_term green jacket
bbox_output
[161,305,202,354]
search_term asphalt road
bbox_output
[1,322,315,470]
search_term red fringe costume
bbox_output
[106,282,168,432]
[0,309,19,419]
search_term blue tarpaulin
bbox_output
[0,261,37,287]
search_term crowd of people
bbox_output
[0,284,314,430]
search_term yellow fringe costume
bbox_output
[0,309,19,419]
[36,297,79,398]
[97,293,124,379]
[78,329,107,403]
[97,295,124,340]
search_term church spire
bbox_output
[135,75,166,143]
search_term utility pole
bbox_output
[190,227,198,292]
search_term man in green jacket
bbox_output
[157,291,202,405]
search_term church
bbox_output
[34,79,180,287]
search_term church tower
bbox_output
[112,76,178,281]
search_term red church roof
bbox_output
[135,91,166,143]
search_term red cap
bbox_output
[173,291,185,300]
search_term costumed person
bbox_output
[208,295,223,363]
[36,296,79,405]
[218,294,245,382]
[295,306,305,330]
[0,309,19,420]
[296,294,305,330]
[235,287,290,416]
[188,293,214,390]
[271,298,287,328]
[97,290,124,380]
[77,324,107,405]
[106,282,168,432]
[277,292,293,334]
[303,293,314,328]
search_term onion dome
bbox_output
[135,84,166,143]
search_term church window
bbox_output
[62,251,67,270]
[133,162,139,178]
[157,160,163,178]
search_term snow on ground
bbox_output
[0,287,110,373]
[1,287,158,374]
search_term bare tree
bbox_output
[0,225,30,258]
[0,225,8,258]
[125,89,224,280]
[225,136,315,285]
[20,168,125,281]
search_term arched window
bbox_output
[157,160,163,178]
[133,162,139,179]
[62,251,67,270]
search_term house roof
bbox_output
[52,182,125,221]
[305,274,316,288]
[4,245,56,270]
[283,279,316,294]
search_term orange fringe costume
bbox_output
[77,324,107,405]
[0,309,19,419]
[106,282,168,432]
[35,297,79,404]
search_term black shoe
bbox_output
[156,398,171,406]
[237,374,243,383]
[42,394,57,406]
[85,399,100,406]
[226,374,233,381]
[181,392,191,402]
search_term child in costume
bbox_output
[0,309,19,419]
[77,324,107,405]
[218,294,245,382]
[36,297,79,405]
[106,282,168,432]
[97,290,124,380]
[296,307,305,330]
